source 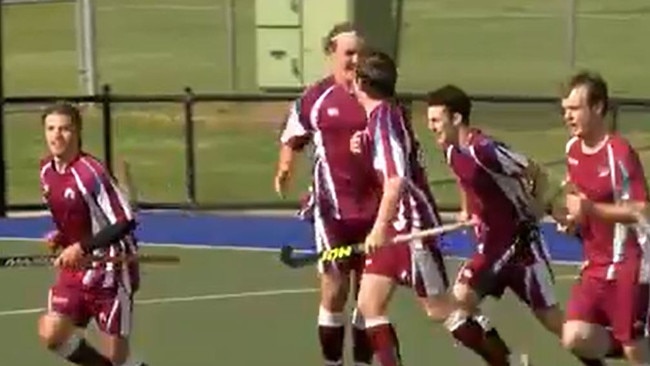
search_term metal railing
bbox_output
[1,84,648,216]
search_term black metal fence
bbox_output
[1,84,649,217]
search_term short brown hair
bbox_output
[564,71,609,116]
[426,85,472,125]
[41,101,83,147]
[355,48,397,98]
[322,22,360,54]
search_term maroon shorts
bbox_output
[565,274,650,345]
[456,255,557,310]
[314,217,374,275]
[363,230,448,298]
[455,227,557,310]
[47,283,133,337]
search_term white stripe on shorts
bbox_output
[105,286,132,337]
[411,238,446,297]
[526,261,557,307]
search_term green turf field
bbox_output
[0,240,608,365]
[3,0,650,209]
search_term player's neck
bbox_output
[333,73,352,90]
[581,126,609,150]
[457,125,472,147]
[359,98,383,116]
[53,149,80,173]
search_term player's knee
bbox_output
[451,283,480,312]
[320,273,350,311]
[38,314,73,350]
[420,294,453,322]
[356,295,384,318]
[561,321,608,359]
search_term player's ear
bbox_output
[593,101,604,116]
[452,112,463,126]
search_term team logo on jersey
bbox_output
[326,107,339,117]
[64,187,76,200]
[597,166,610,177]
[568,157,579,166]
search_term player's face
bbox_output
[44,113,79,158]
[561,86,600,138]
[427,106,458,146]
[330,34,360,83]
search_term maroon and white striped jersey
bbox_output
[280,77,380,222]
[365,101,441,232]
[40,152,139,292]
[445,129,540,255]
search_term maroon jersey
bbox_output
[366,101,440,231]
[445,129,539,256]
[280,76,379,221]
[40,152,139,292]
[566,134,649,280]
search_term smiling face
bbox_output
[328,33,362,84]
[561,85,603,139]
[44,112,80,159]
[427,105,460,146]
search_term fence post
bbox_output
[225,0,237,91]
[183,87,197,205]
[101,84,113,175]
[0,3,6,217]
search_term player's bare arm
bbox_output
[365,175,404,253]
[566,194,647,224]
[275,99,313,198]
[274,143,299,197]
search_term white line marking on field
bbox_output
[0,288,318,318]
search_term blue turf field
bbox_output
[0,211,584,264]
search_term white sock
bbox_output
[318,306,344,327]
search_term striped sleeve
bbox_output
[472,140,529,177]
[279,99,311,148]
[371,104,407,179]
[617,144,649,202]
[78,157,134,224]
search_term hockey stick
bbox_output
[115,159,180,264]
[0,253,180,268]
[280,221,475,269]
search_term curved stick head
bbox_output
[280,245,299,268]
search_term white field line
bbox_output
[0,288,318,318]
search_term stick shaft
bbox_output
[392,221,474,244]
[0,254,179,268]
